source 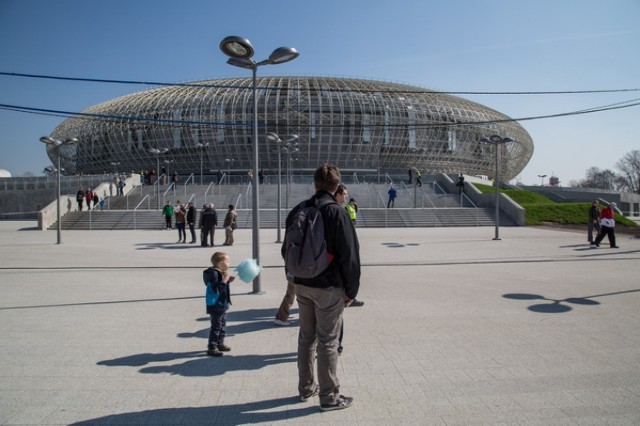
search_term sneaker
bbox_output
[299,386,319,402]
[218,343,231,352]
[274,319,289,326]
[320,395,353,411]
[338,345,343,355]
[349,299,364,307]
[207,347,223,357]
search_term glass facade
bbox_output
[47,76,534,179]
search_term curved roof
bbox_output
[48,76,533,179]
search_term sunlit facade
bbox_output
[47,77,533,179]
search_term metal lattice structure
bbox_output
[47,76,533,179]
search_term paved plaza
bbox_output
[1,221,639,425]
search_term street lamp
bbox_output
[197,143,210,185]
[147,148,169,208]
[266,132,298,243]
[224,158,235,183]
[39,136,79,244]
[480,134,513,240]
[538,174,547,186]
[220,35,299,294]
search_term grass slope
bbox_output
[472,184,636,227]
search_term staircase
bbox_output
[49,182,516,230]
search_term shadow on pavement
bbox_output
[503,288,640,313]
[70,397,317,425]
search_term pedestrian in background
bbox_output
[588,200,600,243]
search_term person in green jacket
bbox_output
[162,201,174,230]
[345,198,358,225]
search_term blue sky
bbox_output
[1,0,638,185]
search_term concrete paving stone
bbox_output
[2,223,640,424]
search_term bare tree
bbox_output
[576,167,618,190]
[616,150,640,194]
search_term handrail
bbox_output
[235,193,243,210]
[376,192,389,226]
[364,184,373,208]
[419,188,436,208]
[385,173,393,185]
[187,193,196,205]
[203,181,215,204]
[183,174,194,195]
[133,194,151,230]
[162,182,176,206]
[125,183,143,210]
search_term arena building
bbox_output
[46,76,533,179]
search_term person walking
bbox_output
[223,204,237,246]
[85,188,93,210]
[283,163,360,411]
[593,202,619,248]
[187,201,197,244]
[387,184,397,208]
[199,203,218,247]
[588,200,600,243]
[76,188,85,211]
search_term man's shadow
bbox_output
[503,288,640,313]
[70,397,318,425]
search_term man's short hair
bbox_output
[314,163,341,193]
[335,183,348,195]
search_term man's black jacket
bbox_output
[199,208,217,229]
[282,190,361,299]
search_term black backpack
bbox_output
[283,198,335,279]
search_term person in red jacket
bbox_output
[85,189,94,210]
[593,202,619,248]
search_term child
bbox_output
[203,252,235,356]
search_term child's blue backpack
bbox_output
[203,267,220,307]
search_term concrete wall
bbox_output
[37,175,140,230]
[437,173,526,226]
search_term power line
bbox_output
[1,71,639,96]
[2,97,639,129]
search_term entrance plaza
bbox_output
[1,222,639,425]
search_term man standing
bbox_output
[186,201,197,244]
[283,163,360,411]
[588,200,600,243]
[199,203,217,247]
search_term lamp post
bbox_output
[197,143,210,185]
[39,136,79,244]
[538,174,547,186]
[286,145,299,209]
[266,132,298,243]
[147,148,169,208]
[480,135,513,240]
[220,35,299,294]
